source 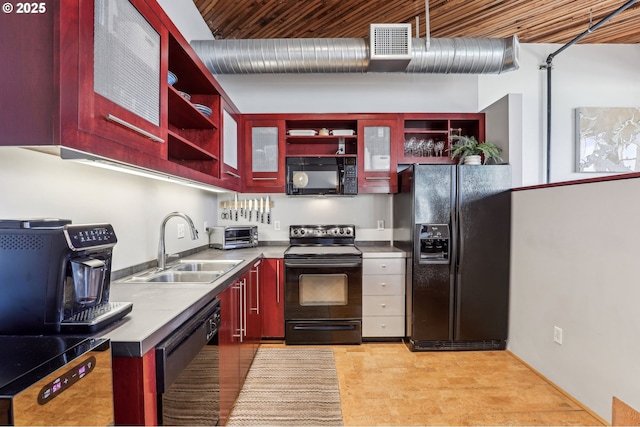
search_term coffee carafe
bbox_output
[0,219,132,334]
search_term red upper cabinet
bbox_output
[357,117,400,194]
[75,0,168,159]
[399,113,485,164]
[243,118,286,193]
[219,100,242,191]
[0,0,241,189]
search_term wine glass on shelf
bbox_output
[405,137,417,157]
[435,140,445,157]
[417,139,426,157]
[426,139,435,157]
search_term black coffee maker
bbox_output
[0,219,132,334]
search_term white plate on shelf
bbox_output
[288,130,317,136]
[331,129,355,136]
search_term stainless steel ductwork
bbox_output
[190,35,519,75]
[406,37,519,74]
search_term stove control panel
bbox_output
[289,224,355,242]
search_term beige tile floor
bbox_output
[263,341,605,426]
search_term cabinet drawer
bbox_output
[362,316,405,337]
[362,295,404,316]
[363,258,405,275]
[362,274,404,295]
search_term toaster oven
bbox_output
[208,226,258,250]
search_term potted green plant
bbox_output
[448,135,503,165]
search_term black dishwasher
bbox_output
[156,299,221,426]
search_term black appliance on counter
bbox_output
[393,164,511,351]
[0,336,113,426]
[284,224,362,344]
[286,157,358,196]
[0,219,132,334]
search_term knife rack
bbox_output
[219,200,274,209]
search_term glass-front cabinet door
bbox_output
[220,106,241,190]
[78,0,168,158]
[358,118,398,193]
[244,119,285,192]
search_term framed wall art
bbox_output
[576,107,640,173]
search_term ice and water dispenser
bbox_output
[417,224,450,264]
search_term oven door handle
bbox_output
[292,324,358,331]
[284,260,362,268]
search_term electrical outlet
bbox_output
[177,223,185,239]
[204,221,208,233]
[274,220,281,231]
[554,326,563,344]
[377,220,384,230]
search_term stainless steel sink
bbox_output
[144,271,220,283]
[172,259,243,273]
[120,259,243,283]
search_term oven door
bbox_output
[284,257,362,344]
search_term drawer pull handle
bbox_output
[225,171,241,178]
[105,114,164,143]
[381,264,387,268]
[380,283,387,286]
[365,176,391,180]
[381,304,386,308]
[252,177,278,181]
[381,324,386,328]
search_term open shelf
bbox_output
[399,114,484,164]
[167,130,218,161]
[167,86,217,130]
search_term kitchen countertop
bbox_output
[358,244,406,258]
[104,247,267,358]
[103,243,402,358]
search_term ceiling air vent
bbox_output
[368,23,412,72]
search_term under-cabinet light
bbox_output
[59,147,226,193]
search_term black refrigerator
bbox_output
[393,164,511,351]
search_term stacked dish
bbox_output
[168,71,178,86]
[178,90,191,101]
[193,103,212,117]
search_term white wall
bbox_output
[215,73,479,113]
[479,43,640,185]
[0,148,217,271]
[511,179,640,422]
[483,94,524,187]
[216,193,393,242]
[156,0,214,42]
[209,43,640,187]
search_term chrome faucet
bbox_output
[158,212,199,270]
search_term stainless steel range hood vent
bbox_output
[191,34,519,75]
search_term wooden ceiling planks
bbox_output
[192,0,640,44]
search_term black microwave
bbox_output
[286,157,358,196]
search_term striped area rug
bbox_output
[227,347,344,426]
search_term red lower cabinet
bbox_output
[219,279,242,425]
[260,258,285,339]
[112,351,158,426]
[219,265,262,425]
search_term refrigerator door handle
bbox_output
[450,165,458,340]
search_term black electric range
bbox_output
[283,225,363,345]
